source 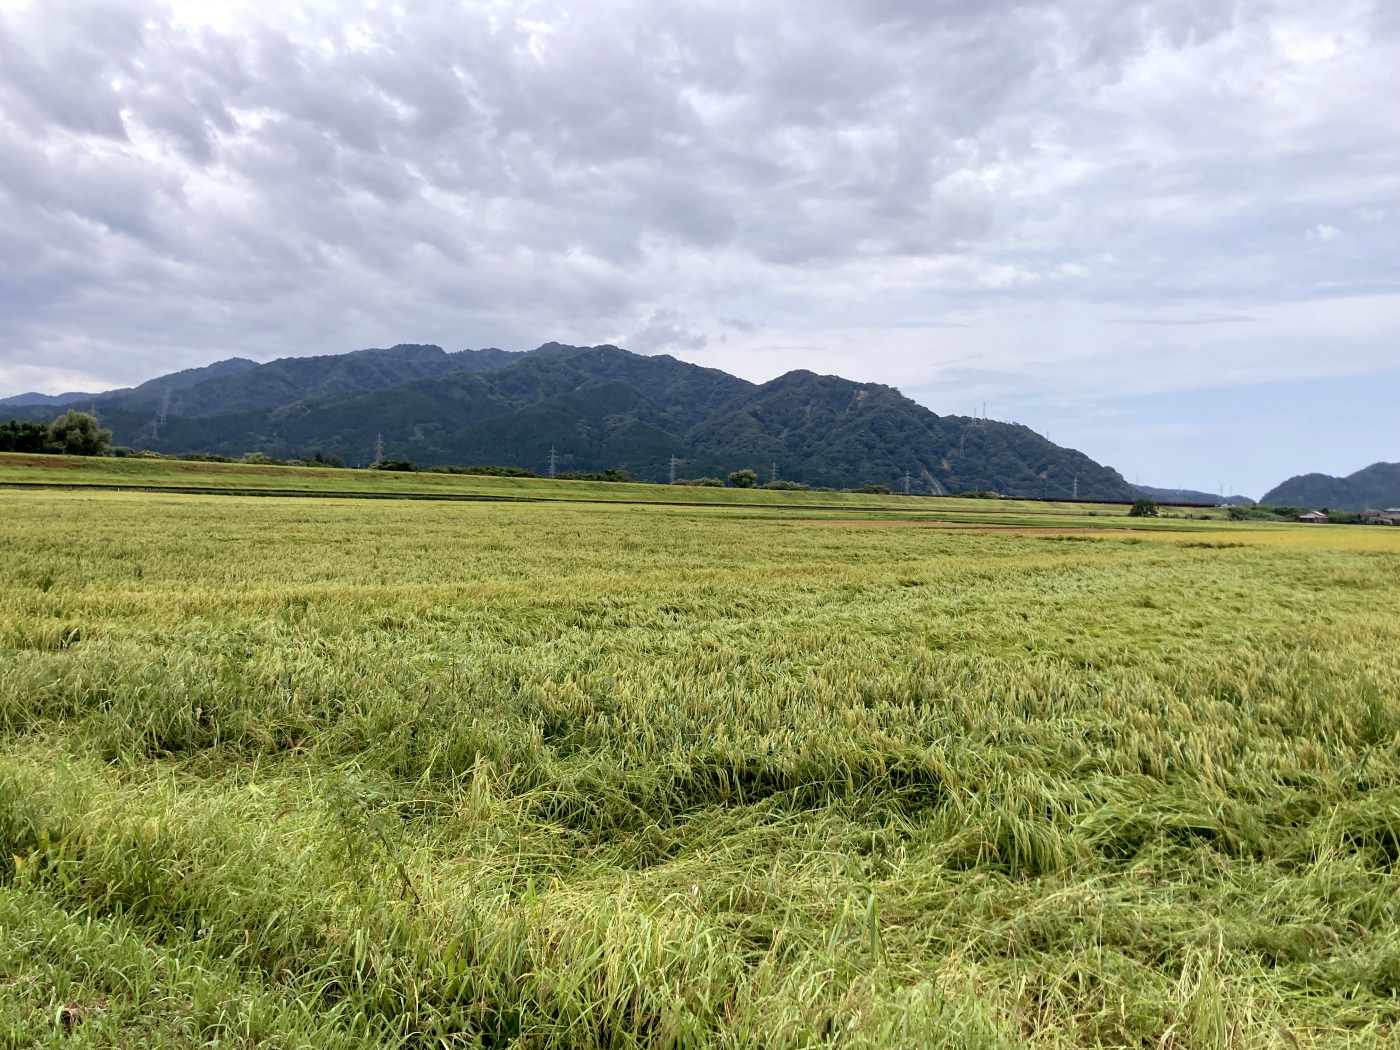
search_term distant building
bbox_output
[1298,511,1329,523]
[1362,510,1400,525]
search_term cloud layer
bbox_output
[1,0,1396,490]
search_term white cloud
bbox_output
[1306,223,1343,241]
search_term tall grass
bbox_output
[2,492,1399,1047]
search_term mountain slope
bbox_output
[1262,462,1400,511]
[94,345,528,417]
[0,357,258,407]
[687,370,1136,496]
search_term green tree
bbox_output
[0,420,55,453]
[47,411,111,456]
[728,469,757,488]
[1128,498,1159,517]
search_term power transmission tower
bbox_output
[547,447,558,478]
[668,456,679,484]
[770,461,778,484]
[373,433,384,464]
[1072,475,1078,499]
[151,388,170,439]
[903,470,911,495]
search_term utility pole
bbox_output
[668,456,679,484]
[547,447,558,478]
[373,433,384,464]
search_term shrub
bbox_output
[1129,498,1159,517]
[242,452,288,466]
[760,480,810,491]
[312,452,346,468]
[47,410,112,456]
[370,460,418,472]
[728,469,757,488]
[673,477,725,487]
[956,490,1000,499]
[105,446,138,457]
[137,450,168,459]
[856,484,891,495]
[555,469,633,482]
[178,452,235,463]
[428,464,538,477]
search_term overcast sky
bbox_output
[1,0,1395,495]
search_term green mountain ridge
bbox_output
[1262,462,1400,511]
[7,342,1142,498]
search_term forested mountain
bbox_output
[91,344,545,416]
[1262,462,1400,511]
[6,341,1141,498]
[1136,485,1253,506]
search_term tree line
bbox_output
[0,411,111,455]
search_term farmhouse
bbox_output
[1362,509,1400,525]
[1298,511,1329,523]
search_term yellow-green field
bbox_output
[0,450,1237,522]
[2,484,1398,1049]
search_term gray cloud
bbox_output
[0,0,1396,496]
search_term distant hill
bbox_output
[1135,485,1254,506]
[4,342,1142,497]
[0,390,102,407]
[1262,463,1400,511]
[0,357,260,408]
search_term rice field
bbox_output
[2,487,1399,1049]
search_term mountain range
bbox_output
[1262,463,1400,511]
[3,342,1147,498]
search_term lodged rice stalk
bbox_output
[1,491,1399,1048]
